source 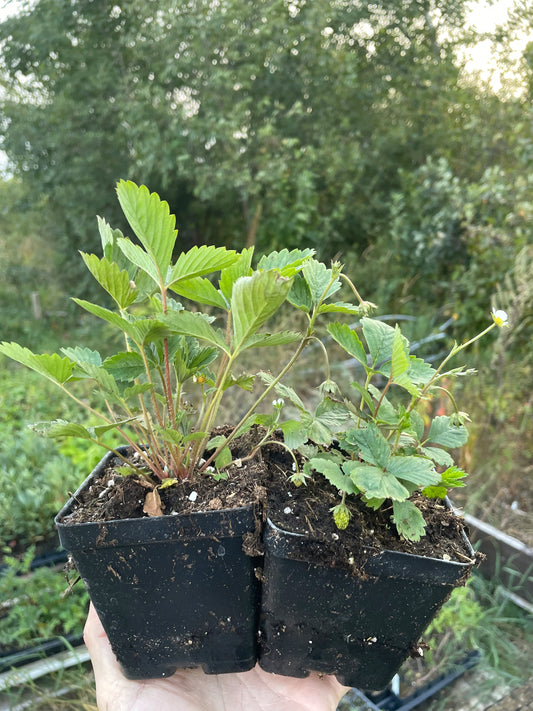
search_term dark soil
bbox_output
[59,427,475,571]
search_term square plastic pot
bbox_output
[55,450,261,679]
[258,515,475,690]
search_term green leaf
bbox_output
[103,352,145,381]
[72,299,140,340]
[361,318,395,368]
[0,343,74,385]
[79,364,120,396]
[426,416,469,448]
[302,260,341,306]
[231,270,293,350]
[421,485,448,499]
[408,356,436,386]
[391,326,419,396]
[116,237,161,287]
[97,217,135,276]
[240,330,301,350]
[349,381,374,410]
[347,462,410,500]
[170,277,228,309]
[257,248,315,273]
[327,322,367,367]
[280,420,308,450]
[163,311,229,353]
[116,180,177,285]
[420,446,454,467]
[392,500,427,541]
[386,456,441,487]
[440,465,468,487]
[60,346,102,368]
[410,410,425,441]
[215,446,232,470]
[259,372,305,410]
[31,420,93,440]
[317,301,361,315]
[287,274,312,312]
[80,253,137,309]
[168,245,239,288]
[345,424,390,468]
[218,247,254,302]
[222,373,255,392]
[309,457,356,494]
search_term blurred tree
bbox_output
[1,0,525,278]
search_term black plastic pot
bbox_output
[259,516,475,690]
[55,451,261,679]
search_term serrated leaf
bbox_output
[408,357,436,386]
[116,237,161,287]
[61,346,102,368]
[421,485,448,499]
[345,424,390,468]
[123,382,154,400]
[349,381,374,410]
[361,318,396,368]
[104,352,145,381]
[80,253,138,309]
[80,364,120,396]
[301,412,335,446]
[223,373,255,392]
[116,180,177,285]
[259,372,305,410]
[287,274,313,312]
[318,301,361,315]
[440,465,467,487]
[241,330,301,350]
[280,420,308,450]
[218,247,254,302]
[72,299,140,340]
[392,500,426,541]
[309,457,356,494]
[426,416,469,448]
[168,245,239,288]
[328,322,367,366]
[97,217,135,273]
[391,326,419,396]
[302,260,341,306]
[387,456,440,487]
[163,311,229,353]
[346,462,410,500]
[315,397,350,429]
[420,446,454,467]
[32,420,92,440]
[170,276,228,309]
[410,410,425,441]
[257,248,315,273]
[0,343,74,384]
[231,270,293,350]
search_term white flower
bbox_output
[491,308,509,328]
[272,398,285,409]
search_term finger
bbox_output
[84,602,123,683]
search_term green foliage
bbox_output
[0,182,364,491]
[283,313,503,540]
[0,549,89,653]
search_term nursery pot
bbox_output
[258,514,475,690]
[55,450,261,679]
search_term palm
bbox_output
[85,605,349,711]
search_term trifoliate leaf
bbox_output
[346,462,410,501]
[168,245,239,287]
[302,260,341,305]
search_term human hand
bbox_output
[84,603,350,711]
